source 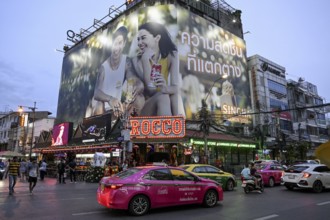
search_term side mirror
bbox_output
[194,176,201,182]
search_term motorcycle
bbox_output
[241,173,264,194]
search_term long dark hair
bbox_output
[138,22,177,58]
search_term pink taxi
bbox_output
[97,166,223,216]
[255,162,284,187]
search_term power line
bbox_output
[208,102,330,119]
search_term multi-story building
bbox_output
[0,110,54,156]
[248,54,329,159]
[248,54,290,159]
[50,0,257,173]
[287,78,329,156]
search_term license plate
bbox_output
[288,175,295,179]
[241,183,246,187]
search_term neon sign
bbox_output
[130,116,185,139]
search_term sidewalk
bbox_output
[0,177,98,196]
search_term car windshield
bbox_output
[285,165,309,173]
[114,168,141,179]
[255,164,267,170]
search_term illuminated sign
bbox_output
[130,116,185,139]
[52,122,73,146]
[190,139,256,148]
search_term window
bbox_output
[314,166,330,173]
[205,166,220,173]
[280,119,292,131]
[115,168,141,179]
[270,98,288,110]
[315,98,323,105]
[192,166,207,173]
[170,169,196,181]
[143,169,172,181]
[268,79,287,95]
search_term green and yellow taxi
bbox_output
[180,164,237,191]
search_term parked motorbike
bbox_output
[241,173,264,194]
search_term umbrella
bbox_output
[315,141,330,167]
[0,151,24,157]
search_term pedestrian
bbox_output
[4,156,20,195]
[39,159,47,181]
[67,158,77,183]
[27,158,39,195]
[121,160,128,171]
[19,159,27,182]
[57,159,66,184]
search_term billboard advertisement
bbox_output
[77,112,112,143]
[52,122,73,146]
[56,4,251,127]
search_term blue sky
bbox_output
[1,0,329,116]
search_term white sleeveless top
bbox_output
[101,55,126,111]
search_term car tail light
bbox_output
[302,172,311,178]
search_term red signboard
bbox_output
[130,116,185,139]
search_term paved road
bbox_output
[1,178,330,220]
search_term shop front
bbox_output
[184,130,257,175]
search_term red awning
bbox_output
[34,145,120,154]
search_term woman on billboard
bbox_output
[131,22,185,116]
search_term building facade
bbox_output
[287,78,329,156]
[44,0,256,174]
[248,54,290,159]
[248,54,329,160]
[0,110,54,156]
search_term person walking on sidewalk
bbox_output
[4,156,20,195]
[39,159,47,181]
[27,158,39,195]
[57,159,66,184]
[19,159,28,182]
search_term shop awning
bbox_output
[185,130,256,143]
[34,145,120,154]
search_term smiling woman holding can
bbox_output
[131,22,185,117]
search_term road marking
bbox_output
[60,197,85,201]
[254,214,279,220]
[72,211,107,216]
[317,201,330,206]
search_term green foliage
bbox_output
[285,141,311,162]
[85,166,105,183]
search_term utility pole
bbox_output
[200,99,210,164]
[18,101,37,160]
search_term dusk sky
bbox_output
[1,0,329,117]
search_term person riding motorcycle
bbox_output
[241,163,259,188]
[250,162,260,188]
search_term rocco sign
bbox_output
[129,116,185,139]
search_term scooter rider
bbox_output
[241,163,259,188]
[250,162,260,188]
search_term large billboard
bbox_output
[56,4,251,127]
[51,122,73,146]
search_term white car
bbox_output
[282,164,330,193]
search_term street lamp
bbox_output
[18,101,37,160]
[201,74,228,164]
